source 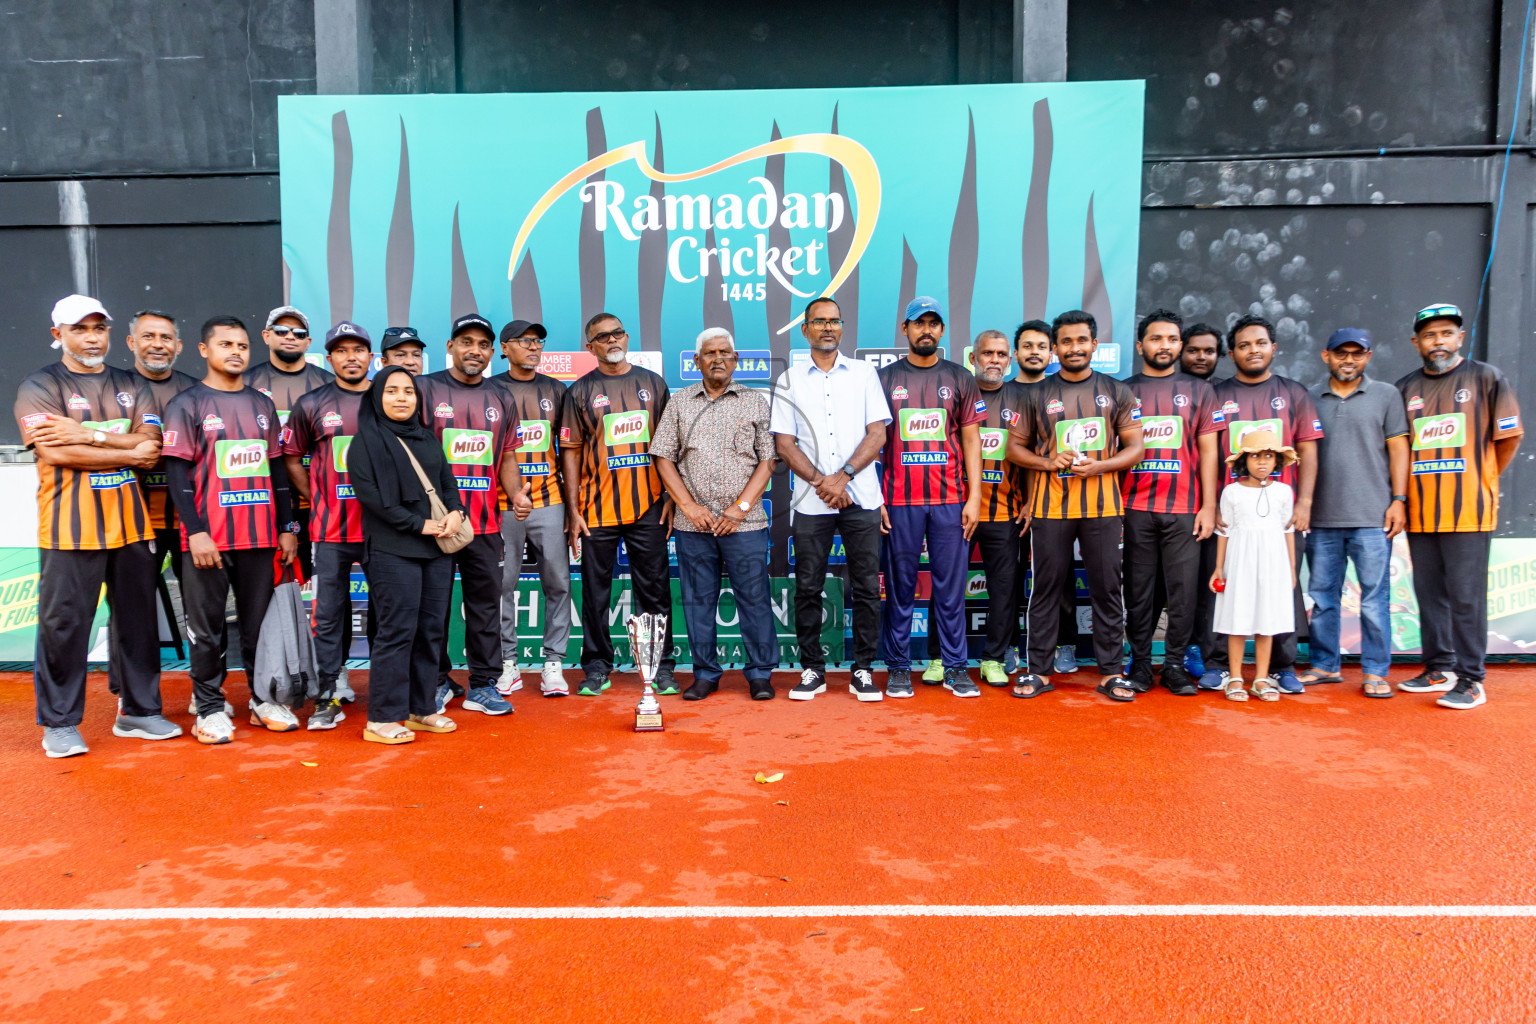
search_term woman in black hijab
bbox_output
[349,365,466,744]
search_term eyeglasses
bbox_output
[589,328,628,345]
[269,326,310,339]
[807,318,844,329]
[507,336,546,347]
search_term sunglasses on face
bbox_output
[589,328,628,345]
[269,326,310,339]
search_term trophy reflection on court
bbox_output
[626,612,666,732]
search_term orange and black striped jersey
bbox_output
[247,359,332,510]
[976,380,1030,522]
[134,368,198,530]
[492,371,566,511]
[1011,371,1138,520]
[14,362,156,550]
[1396,358,1523,533]
[560,364,669,527]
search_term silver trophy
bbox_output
[626,612,666,732]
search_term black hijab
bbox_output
[355,365,440,507]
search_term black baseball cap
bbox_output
[451,313,495,339]
[380,326,421,352]
[1413,303,1463,331]
[500,319,547,344]
[324,320,372,352]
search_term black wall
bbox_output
[1,0,1530,531]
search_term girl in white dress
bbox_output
[1209,429,1298,702]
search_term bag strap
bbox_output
[395,437,439,497]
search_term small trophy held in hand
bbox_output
[626,612,666,732]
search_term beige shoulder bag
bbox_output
[396,437,474,554]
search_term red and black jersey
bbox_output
[282,383,365,544]
[1122,371,1222,515]
[417,371,522,535]
[1012,371,1139,519]
[133,368,199,531]
[491,371,566,511]
[976,380,1031,522]
[13,363,156,550]
[246,360,332,511]
[1212,374,1324,488]
[161,384,283,551]
[876,357,987,506]
[1396,358,1524,533]
[560,364,670,527]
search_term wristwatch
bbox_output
[284,521,302,535]
[736,499,751,513]
[841,462,857,477]
[1392,494,1408,503]
[90,429,106,446]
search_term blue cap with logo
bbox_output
[1324,327,1371,351]
[903,296,945,323]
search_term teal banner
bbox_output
[278,83,1145,379]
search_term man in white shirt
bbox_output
[771,297,892,703]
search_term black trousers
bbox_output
[109,529,181,698]
[792,506,882,672]
[368,549,453,721]
[437,531,505,691]
[1408,531,1492,684]
[1193,535,1219,661]
[181,547,275,717]
[580,500,674,675]
[1017,527,1079,657]
[35,544,160,727]
[155,527,183,582]
[1123,509,1200,666]
[1028,516,1124,675]
[312,540,366,691]
[972,521,1021,662]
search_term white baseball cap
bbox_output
[51,294,111,328]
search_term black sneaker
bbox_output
[849,668,883,702]
[1160,664,1199,696]
[577,672,610,696]
[943,667,980,697]
[307,697,345,731]
[652,666,680,696]
[886,674,915,699]
[1399,669,1457,693]
[1127,661,1156,693]
[1436,681,1486,710]
[789,668,827,701]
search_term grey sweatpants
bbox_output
[500,503,573,663]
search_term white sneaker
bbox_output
[189,696,234,716]
[249,701,300,732]
[194,712,235,745]
[334,669,356,704]
[540,660,568,696]
[497,658,524,695]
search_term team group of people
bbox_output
[18,287,1520,757]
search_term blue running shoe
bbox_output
[1197,669,1228,691]
[1183,644,1205,678]
[463,685,514,715]
[1276,670,1303,694]
[1004,646,1020,675]
[434,682,455,714]
[1053,645,1079,675]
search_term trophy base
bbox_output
[634,711,664,732]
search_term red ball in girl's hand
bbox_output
[1211,577,1226,593]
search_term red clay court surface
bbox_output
[1,665,1534,1023]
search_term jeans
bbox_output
[675,528,777,684]
[1306,527,1393,677]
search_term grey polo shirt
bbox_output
[1310,375,1409,529]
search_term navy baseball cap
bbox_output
[1325,328,1371,351]
[904,296,945,323]
[1413,303,1463,331]
[324,320,372,351]
[451,313,495,339]
[500,319,547,344]
[380,326,421,352]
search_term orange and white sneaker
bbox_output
[249,701,300,732]
[194,712,235,745]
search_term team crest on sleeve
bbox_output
[116,391,134,408]
[20,413,48,430]
[1313,419,1322,431]
[161,430,178,447]
[1212,410,1225,423]
[1499,415,1520,431]
[973,399,986,414]
[280,427,293,444]
[142,413,162,427]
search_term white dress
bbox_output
[1212,480,1295,636]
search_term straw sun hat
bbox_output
[1223,427,1298,468]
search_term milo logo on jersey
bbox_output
[979,427,1007,460]
[82,418,131,435]
[1412,413,1466,450]
[603,411,651,446]
[1055,417,1106,453]
[214,439,270,478]
[330,435,353,473]
[1140,416,1183,449]
[1227,419,1283,453]
[443,428,494,466]
[517,419,552,452]
[898,408,947,442]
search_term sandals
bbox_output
[1011,675,1054,699]
[364,721,415,745]
[1094,676,1136,702]
[1250,676,1280,702]
[1297,671,1343,685]
[405,713,457,733]
[1361,677,1394,699]
[1224,679,1248,702]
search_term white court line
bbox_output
[1,905,1534,923]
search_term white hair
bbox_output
[695,327,735,356]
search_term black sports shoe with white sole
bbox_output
[1399,670,1457,693]
[1436,681,1486,709]
[789,668,827,701]
[849,669,882,702]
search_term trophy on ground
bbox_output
[626,612,666,732]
